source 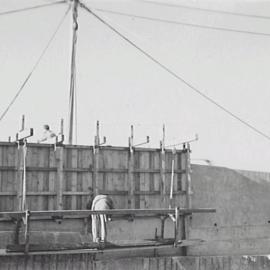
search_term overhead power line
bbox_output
[0,6,71,122]
[140,0,270,21]
[80,2,270,142]
[93,8,270,38]
[0,1,66,17]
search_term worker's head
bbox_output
[43,125,50,131]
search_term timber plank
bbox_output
[5,171,15,211]
[138,151,147,209]
[77,148,91,209]
[160,148,166,208]
[28,147,39,210]
[37,148,48,210]
[127,149,134,209]
[64,254,73,270]
[176,152,182,192]
[2,153,10,207]
[56,147,64,210]
[17,256,27,270]
[30,170,39,210]
[147,152,155,209]
[76,167,83,210]
[118,150,129,209]
[143,257,150,270]
[82,172,92,209]
[92,146,99,196]
[0,149,5,210]
[48,148,56,210]
[83,148,93,209]
[0,190,185,197]
[16,145,23,211]
[6,147,15,211]
[222,256,231,270]
[134,152,140,209]
[64,149,72,209]
[50,254,57,270]
[0,167,187,173]
[70,148,78,210]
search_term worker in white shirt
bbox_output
[87,191,114,243]
[37,125,56,143]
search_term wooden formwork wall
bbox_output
[0,142,188,212]
[1,255,270,270]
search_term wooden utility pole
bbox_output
[68,0,79,144]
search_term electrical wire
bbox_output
[140,0,270,21]
[0,1,66,17]
[92,8,270,38]
[80,2,270,142]
[0,6,71,122]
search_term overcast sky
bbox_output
[1,0,270,172]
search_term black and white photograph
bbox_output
[0,0,270,269]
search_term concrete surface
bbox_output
[1,254,270,269]
[188,165,270,255]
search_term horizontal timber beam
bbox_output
[1,243,184,257]
[0,142,186,153]
[0,166,185,174]
[0,191,185,196]
[0,208,216,220]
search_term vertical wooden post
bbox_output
[20,115,25,131]
[175,207,187,255]
[16,146,24,211]
[169,148,176,209]
[179,215,187,256]
[185,143,192,246]
[93,121,100,196]
[159,125,166,206]
[60,118,64,135]
[20,115,26,211]
[21,140,27,211]
[160,216,166,239]
[56,146,64,210]
[48,148,55,210]
[14,219,22,244]
[180,145,187,195]
[180,143,192,255]
[185,143,192,209]
[93,148,99,196]
[174,207,179,246]
[128,125,135,209]
[16,115,31,211]
[70,148,78,210]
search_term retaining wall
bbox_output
[189,165,270,255]
[1,143,270,256]
[1,254,270,270]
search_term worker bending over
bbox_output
[87,193,114,243]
